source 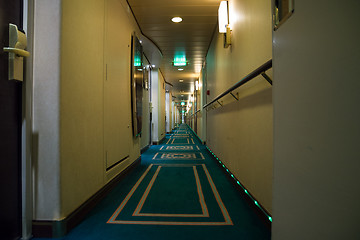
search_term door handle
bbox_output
[3,47,30,57]
[2,23,30,81]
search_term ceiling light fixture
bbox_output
[178,68,184,71]
[179,79,184,82]
[171,17,182,23]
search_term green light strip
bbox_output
[186,123,272,223]
[205,145,272,223]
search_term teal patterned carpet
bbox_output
[32,124,270,240]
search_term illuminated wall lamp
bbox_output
[218,1,231,48]
[195,80,199,91]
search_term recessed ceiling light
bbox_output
[178,68,184,71]
[171,17,182,23]
[179,79,184,82]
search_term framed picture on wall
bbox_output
[130,34,143,137]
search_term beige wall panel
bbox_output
[272,0,360,239]
[60,0,142,218]
[60,0,105,217]
[104,0,132,169]
[158,72,166,140]
[104,0,141,182]
[151,71,159,142]
[205,0,273,213]
[140,59,150,150]
[34,0,151,221]
[198,68,207,142]
[169,93,172,132]
[165,92,170,133]
[194,77,202,138]
[32,0,62,220]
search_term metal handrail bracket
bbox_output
[261,72,273,85]
[230,92,239,101]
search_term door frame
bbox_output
[21,0,33,239]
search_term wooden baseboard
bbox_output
[32,157,141,238]
[140,145,150,154]
[152,136,165,145]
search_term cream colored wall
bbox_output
[140,61,150,150]
[150,70,159,142]
[150,69,165,143]
[204,0,273,212]
[103,0,134,172]
[165,92,170,133]
[169,92,173,131]
[32,0,61,220]
[60,0,105,218]
[165,91,173,133]
[272,1,360,239]
[194,73,204,141]
[199,68,207,142]
[172,103,178,128]
[59,0,142,218]
[158,71,166,140]
[171,101,176,129]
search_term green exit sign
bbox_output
[173,55,187,67]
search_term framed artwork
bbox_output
[130,34,143,137]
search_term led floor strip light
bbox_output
[185,124,272,222]
[205,145,272,223]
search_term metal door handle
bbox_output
[3,47,30,57]
[4,23,30,81]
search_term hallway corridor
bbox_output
[2,0,360,239]
[33,124,270,240]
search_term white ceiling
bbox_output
[128,0,221,102]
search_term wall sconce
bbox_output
[218,1,231,48]
[195,80,199,91]
[190,84,195,93]
[189,95,194,103]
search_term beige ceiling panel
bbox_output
[137,15,217,24]
[140,23,215,31]
[129,0,222,6]
[144,30,214,37]
[131,6,218,16]
[154,37,210,43]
